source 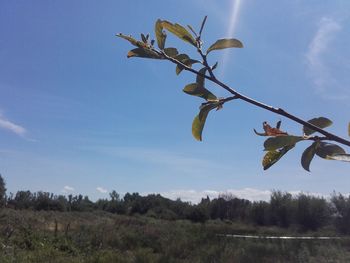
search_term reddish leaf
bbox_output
[263,122,288,136]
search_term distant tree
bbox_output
[296,194,330,231]
[55,195,68,211]
[123,192,143,214]
[68,194,93,212]
[209,198,228,220]
[95,198,109,210]
[250,201,269,226]
[269,191,293,227]
[12,190,34,209]
[106,190,125,214]
[0,174,6,207]
[184,205,208,223]
[330,193,350,234]
[35,191,51,211]
[226,198,250,221]
[110,190,120,202]
[67,194,73,211]
[170,198,189,218]
[197,196,210,219]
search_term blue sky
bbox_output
[1,1,350,203]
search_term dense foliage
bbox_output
[3,184,350,234]
[1,175,350,262]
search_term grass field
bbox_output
[0,209,349,262]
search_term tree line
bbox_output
[0,175,349,234]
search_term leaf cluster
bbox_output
[117,17,350,172]
[255,118,350,171]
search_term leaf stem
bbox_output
[199,50,215,79]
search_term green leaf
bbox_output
[301,142,318,172]
[175,54,190,62]
[315,142,346,159]
[192,103,219,141]
[199,16,208,36]
[206,38,243,54]
[199,103,220,120]
[183,58,199,65]
[141,33,147,43]
[276,120,281,130]
[174,54,199,75]
[264,136,304,151]
[328,154,350,162]
[187,24,197,37]
[175,66,182,75]
[183,83,217,101]
[196,67,207,89]
[127,48,162,59]
[192,111,209,142]
[161,20,197,46]
[116,33,146,48]
[155,19,166,49]
[164,47,178,57]
[303,117,333,136]
[348,122,350,137]
[263,145,295,170]
[175,54,189,75]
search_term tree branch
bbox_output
[155,48,350,148]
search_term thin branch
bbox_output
[187,25,198,38]
[200,95,239,107]
[221,95,239,104]
[155,47,350,148]
[198,50,215,79]
[308,136,328,141]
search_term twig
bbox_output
[155,48,350,147]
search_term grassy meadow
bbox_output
[0,208,349,263]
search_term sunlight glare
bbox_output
[220,0,242,78]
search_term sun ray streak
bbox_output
[220,0,243,79]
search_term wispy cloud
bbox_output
[305,17,345,99]
[87,146,231,176]
[61,185,75,193]
[159,188,326,204]
[0,112,26,137]
[96,186,108,194]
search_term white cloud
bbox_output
[159,188,327,204]
[96,186,108,194]
[0,112,26,137]
[305,17,344,98]
[61,185,75,193]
